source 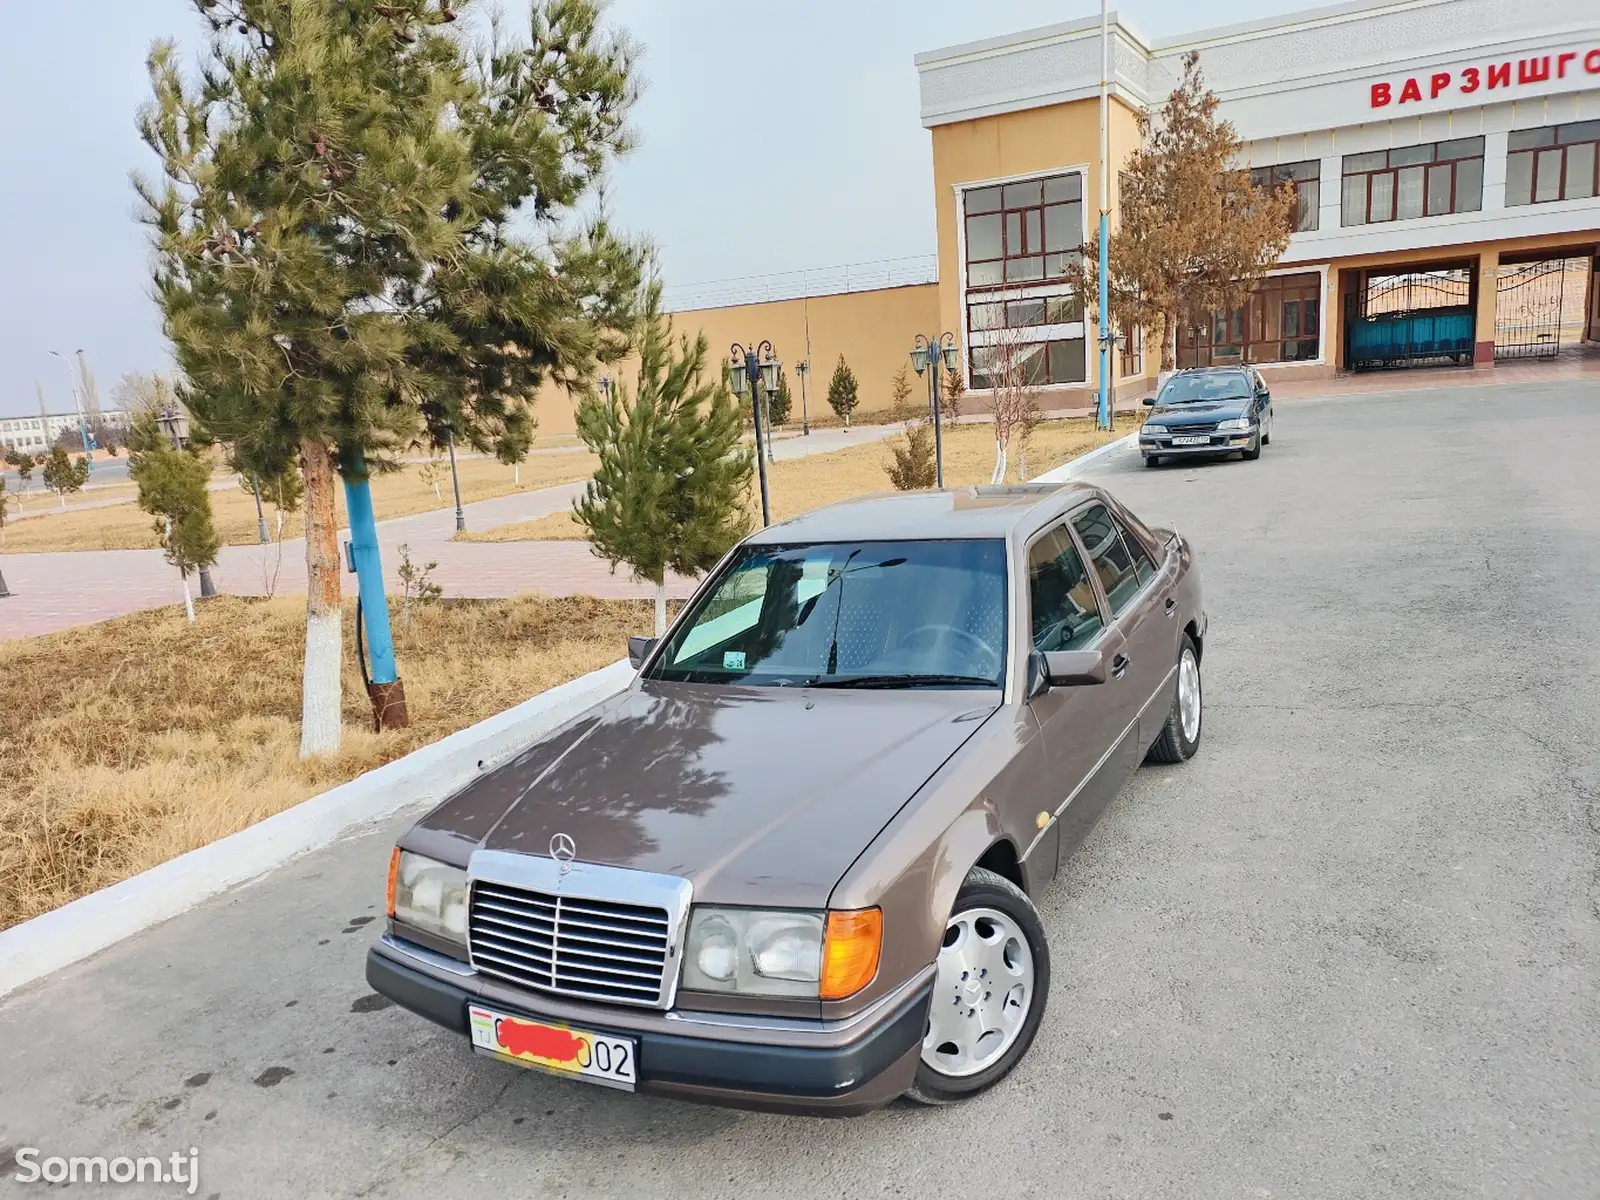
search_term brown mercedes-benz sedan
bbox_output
[368,481,1206,1114]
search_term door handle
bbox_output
[1111,653,1130,679]
[1164,597,1177,618]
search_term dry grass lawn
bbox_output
[0,593,656,930]
[0,451,596,554]
[460,416,1133,544]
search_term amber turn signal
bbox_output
[820,908,883,1000]
[385,847,401,919]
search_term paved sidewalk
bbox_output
[0,422,904,639]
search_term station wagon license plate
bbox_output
[468,1005,637,1091]
[1170,435,1211,445]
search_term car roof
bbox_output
[1172,366,1252,378]
[743,481,1101,546]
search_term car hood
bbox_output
[413,680,997,908]
[1151,399,1251,424]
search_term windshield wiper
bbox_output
[804,673,996,689]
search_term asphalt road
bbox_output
[2,378,1597,1199]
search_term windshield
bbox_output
[1158,373,1252,403]
[646,540,1008,688]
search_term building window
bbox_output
[1341,138,1484,226]
[967,294,1083,331]
[1506,121,1600,206]
[1120,325,1144,377]
[970,338,1087,389]
[1250,159,1320,232]
[1178,272,1322,368]
[964,174,1084,290]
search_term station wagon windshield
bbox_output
[646,540,1008,688]
[1159,374,1251,403]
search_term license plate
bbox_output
[468,1005,637,1091]
[1171,435,1211,446]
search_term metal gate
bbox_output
[1344,269,1475,370]
[1494,261,1567,359]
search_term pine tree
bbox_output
[826,355,859,428]
[885,421,936,491]
[10,453,35,494]
[889,364,914,423]
[40,444,89,511]
[137,0,646,756]
[574,296,753,636]
[130,424,222,623]
[941,365,965,422]
[1064,51,1294,371]
[768,370,793,427]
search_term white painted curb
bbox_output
[1031,430,1139,483]
[0,658,636,1000]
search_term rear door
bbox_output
[1069,502,1172,765]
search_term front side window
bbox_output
[1341,138,1484,226]
[1506,121,1600,206]
[1028,526,1104,652]
[964,174,1084,290]
[1071,505,1147,618]
[647,540,1008,688]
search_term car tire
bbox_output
[1241,435,1261,461]
[904,867,1050,1106]
[1144,454,1161,468]
[1261,414,1272,446]
[1145,634,1202,764]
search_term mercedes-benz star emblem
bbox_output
[549,832,577,874]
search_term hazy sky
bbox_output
[0,0,1310,417]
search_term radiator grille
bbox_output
[468,881,671,1007]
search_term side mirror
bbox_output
[1141,397,1156,407]
[627,635,658,669]
[1043,649,1106,687]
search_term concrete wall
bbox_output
[532,283,941,439]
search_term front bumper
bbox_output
[1140,429,1256,457]
[367,936,932,1116]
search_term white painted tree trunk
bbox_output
[433,483,441,501]
[299,610,343,758]
[180,571,196,624]
[514,463,520,485]
[654,581,667,636]
[58,492,65,511]
[299,439,343,759]
[990,439,1007,485]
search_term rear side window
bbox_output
[1070,505,1154,616]
[1027,525,1104,651]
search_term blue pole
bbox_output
[341,448,397,687]
[1097,213,1111,430]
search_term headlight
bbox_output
[683,907,823,997]
[1140,424,1167,436]
[1217,417,1253,432]
[388,850,468,944]
[681,907,883,1000]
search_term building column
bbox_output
[1474,248,1499,369]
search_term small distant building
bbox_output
[0,409,132,455]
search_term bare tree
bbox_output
[975,317,1045,485]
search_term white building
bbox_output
[0,409,132,455]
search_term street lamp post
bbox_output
[48,350,93,475]
[910,333,961,489]
[729,341,779,527]
[794,359,811,435]
[598,375,614,414]
[446,428,466,533]
[156,401,217,600]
